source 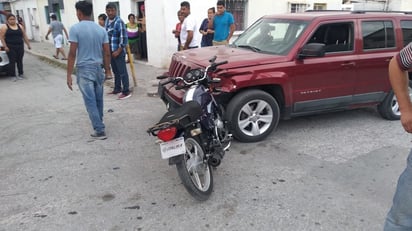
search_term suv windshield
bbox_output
[233,18,309,55]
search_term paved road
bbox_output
[0,54,411,230]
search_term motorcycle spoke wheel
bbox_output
[176,137,213,201]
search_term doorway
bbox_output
[136,1,147,60]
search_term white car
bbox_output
[0,40,9,73]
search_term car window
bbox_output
[401,20,412,47]
[307,22,354,53]
[362,21,395,50]
[233,18,308,55]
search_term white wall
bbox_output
[11,0,38,40]
[146,0,215,68]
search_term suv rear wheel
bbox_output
[226,90,280,142]
[378,81,412,120]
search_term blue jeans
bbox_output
[111,51,129,94]
[76,65,105,133]
[384,149,412,230]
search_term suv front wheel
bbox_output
[377,81,412,120]
[226,90,280,142]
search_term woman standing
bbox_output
[137,4,147,60]
[0,14,31,81]
[199,7,215,47]
[126,13,139,62]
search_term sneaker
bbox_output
[118,93,131,100]
[90,132,107,140]
[17,74,24,80]
[11,76,17,82]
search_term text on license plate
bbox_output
[160,137,186,159]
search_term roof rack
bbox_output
[305,9,412,14]
[351,10,412,14]
[305,10,349,12]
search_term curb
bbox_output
[26,49,68,69]
[27,48,158,97]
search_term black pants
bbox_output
[7,44,24,76]
[138,31,147,59]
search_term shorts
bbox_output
[54,34,63,49]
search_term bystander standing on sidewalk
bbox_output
[105,2,131,100]
[179,1,199,50]
[45,14,69,60]
[209,0,235,46]
[98,13,106,28]
[66,1,112,140]
[0,14,31,81]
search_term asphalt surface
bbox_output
[0,42,411,230]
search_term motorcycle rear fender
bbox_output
[168,155,183,165]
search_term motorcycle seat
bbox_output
[159,101,202,124]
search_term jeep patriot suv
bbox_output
[159,11,412,142]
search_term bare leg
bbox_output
[59,48,67,59]
[55,48,60,58]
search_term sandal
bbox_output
[52,55,58,59]
[61,58,67,60]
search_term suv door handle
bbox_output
[341,62,356,67]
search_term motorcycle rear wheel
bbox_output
[176,137,213,201]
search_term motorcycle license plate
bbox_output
[159,137,186,159]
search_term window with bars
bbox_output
[223,0,247,30]
[289,3,308,13]
[313,3,327,10]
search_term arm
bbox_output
[0,25,8,52]
[102,42,112,77]
[183,30,193,50]
[20,26,31,49]
[389,57,412,133]
[45,26,52,40]
[66,42,77,91]
[63,27,69,40]
[112,21,128,58]
[227,23,235,42]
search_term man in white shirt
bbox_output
[179,1,199,50]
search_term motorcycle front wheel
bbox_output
[176,137,213,201]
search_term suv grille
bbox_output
[169,58,191,77]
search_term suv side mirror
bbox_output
[298,43,325,59]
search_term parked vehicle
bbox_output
[148,57,231,201]
[158,11,412,142]
[0,40,9,74]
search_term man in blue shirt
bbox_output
[209,0,235,46]
[66,1,112,140]
[105,3,131,100]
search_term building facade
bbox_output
[1,0,411,67]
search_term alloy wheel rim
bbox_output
[238,99,273,136]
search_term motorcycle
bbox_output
[147,56,231,201]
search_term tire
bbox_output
[378,81,412,120]
[226,89,280,142]
[176,137,213,201]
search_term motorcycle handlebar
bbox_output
[214,60,228,67]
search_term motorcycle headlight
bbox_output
[184,68,204,83]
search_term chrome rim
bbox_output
[184,138,211,192]
[237,99,273,136]
[392,87,412,116]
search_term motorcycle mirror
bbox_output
[209,56,217,63]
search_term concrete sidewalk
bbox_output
[25,41,165,96]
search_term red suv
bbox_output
[159,11,412,142]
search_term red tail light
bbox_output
[157,126,177,141]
